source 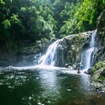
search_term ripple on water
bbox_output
[0,66,105,105]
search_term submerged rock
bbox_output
[84,68,92,74]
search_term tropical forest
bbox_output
[0,0,105,105]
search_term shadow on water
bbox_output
[0,66,105,105]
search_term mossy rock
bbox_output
[91,60,105,90]
[92,61,105,73]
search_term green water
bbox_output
[0,66,105,105]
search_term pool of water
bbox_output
[0,66,105,105]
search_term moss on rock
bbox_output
[91,60,105,92]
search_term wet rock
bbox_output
[92,68,104,81]
[94,10,105,64]
[0,38,50,66]
[97,10,105,33]
[91,82,103,89]
[84,68,92,74]
[55,31,92,67]
[91,61,105,94]
[101,88,105,93]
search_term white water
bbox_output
[38,40,61,66]
[90,30,97,47]
[38,30,97,71]
[83,48,94,69]
[82,30,97,70]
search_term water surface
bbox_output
[0,66,105,105]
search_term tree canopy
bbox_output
[0,0,105,50]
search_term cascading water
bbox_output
[81,30,97,70]
[38,40,61,66]
[38,30,97,69]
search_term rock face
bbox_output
[0,37,50,66]
[91,10,105,94]
[55,31,93,67]
[91,61,105,94]
[94,10,105,63]
[0,49,40,67]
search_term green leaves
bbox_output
[10,0,12,3]
[0,0,5,5]
[10,14,20,24]
[0,0,105,49]
[60,1,81,34]
[2,19,11,29]
[60,0,105,35]
[103,0,105,4]
[75,0,94,24]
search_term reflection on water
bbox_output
[0,67,105,105]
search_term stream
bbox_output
[0,66,105,105]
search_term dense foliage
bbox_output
[0,0,55,50]
[0,0,105,50]
[60,0,105,34]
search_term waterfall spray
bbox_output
[38,40,61,66]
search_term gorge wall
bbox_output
[91,10,105,93]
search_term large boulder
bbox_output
[91,61,105,94]
[55,31,93,67]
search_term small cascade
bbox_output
[38,40,61,66]
[81,30,97,70]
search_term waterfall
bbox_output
[81,30,97,70]
[38,40,61,66]
[38,30,97,69]
[90,30,97,47]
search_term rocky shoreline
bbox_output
[90,60,105,95]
